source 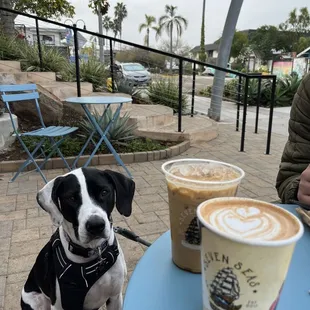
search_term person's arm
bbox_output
[276,171,300,203]
[276,73,310,203]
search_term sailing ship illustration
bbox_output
[182,216,201,250]
[209,267,242,310]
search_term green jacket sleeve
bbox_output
[276,73,310,203]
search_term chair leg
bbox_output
[48,137,72,171]
[102,136,132,178]
[81,103,132,178]
[11,137,47,183]
[72,106,110,169]
[71,131,96,169]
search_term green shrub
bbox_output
[0,32,24,60]
[147,79,188,112]
[125,138,166,152]
[78,107,137,143]
[199,86,212,97]
[223,78,239,98]
[199,75,301,107]
[79,58,108,91]
[199,78,239,99]
[20,44,70,73]
[21,135,168,157]
[22,136,85,157]
[64,58,108,91]
[262,75,301,107]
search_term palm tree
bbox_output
[138,14,158,47]
[114,2,128,40]
[111,19,120,47]
[209,0,244,121]
[0,0,16,37]
[158,5,188,70]
[199,0,207,65]
[102,15,113,36]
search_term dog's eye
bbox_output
[67,196,75,202]
[100,189,108,198]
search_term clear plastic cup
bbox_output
[162,159,245,273]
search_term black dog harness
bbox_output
[46,229,119,309]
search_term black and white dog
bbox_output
[21,167,135,310]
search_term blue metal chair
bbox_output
[0,84,78,183]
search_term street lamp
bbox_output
[64,19,87,30]
[63,18,87,98]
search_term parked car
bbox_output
[112,62,152,86]
[202,63,236,78]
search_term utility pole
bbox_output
[208,0,244,121]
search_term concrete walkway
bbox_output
[0,123,288,309]
[194,96,291,136]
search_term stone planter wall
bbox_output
[0,141,190,173]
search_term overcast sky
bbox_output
[15,0,310,48]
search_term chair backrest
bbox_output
[0,84,45,133]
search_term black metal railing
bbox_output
[0,7,277,154]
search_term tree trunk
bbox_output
[98,8,104,63]
[169,23,173,72]
[208,0,244,121]
[146,28,149,47]
[0,0,16,37]
[199,0,207,68]
[119,25,122,51]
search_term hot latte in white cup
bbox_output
[197,197,304,310]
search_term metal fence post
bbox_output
[191,63,196,117]
[73,25,81,97]
[236,75,242,131]
[240,76,249,152]
[109,39,115,93]
[254,77,262,134]
[35,18,43,72]
[266,76,276,154]
[178,59,183,132]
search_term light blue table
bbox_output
[65,96,132,177]
[124,204,310,310]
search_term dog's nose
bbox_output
[86,216,105,235]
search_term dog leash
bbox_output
[113,226,151,247]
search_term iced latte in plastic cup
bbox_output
[162,159,244,273]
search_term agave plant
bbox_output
[78,107,137,144]
[262,75,301,107]
[79,58,109,91]
[0,31,25,60]
[65,58,108,91]
[20,44,70,73]
[147,78,188,112]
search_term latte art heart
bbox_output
[209,206,282,241]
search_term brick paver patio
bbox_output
[0,124,288,309]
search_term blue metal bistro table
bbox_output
[65,96,132,178]
[124,204,310,310]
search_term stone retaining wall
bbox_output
[0,141,190,173]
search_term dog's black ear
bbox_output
[103,170,135,217]
[37,176,64,226]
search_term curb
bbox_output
[0,141,191,173]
